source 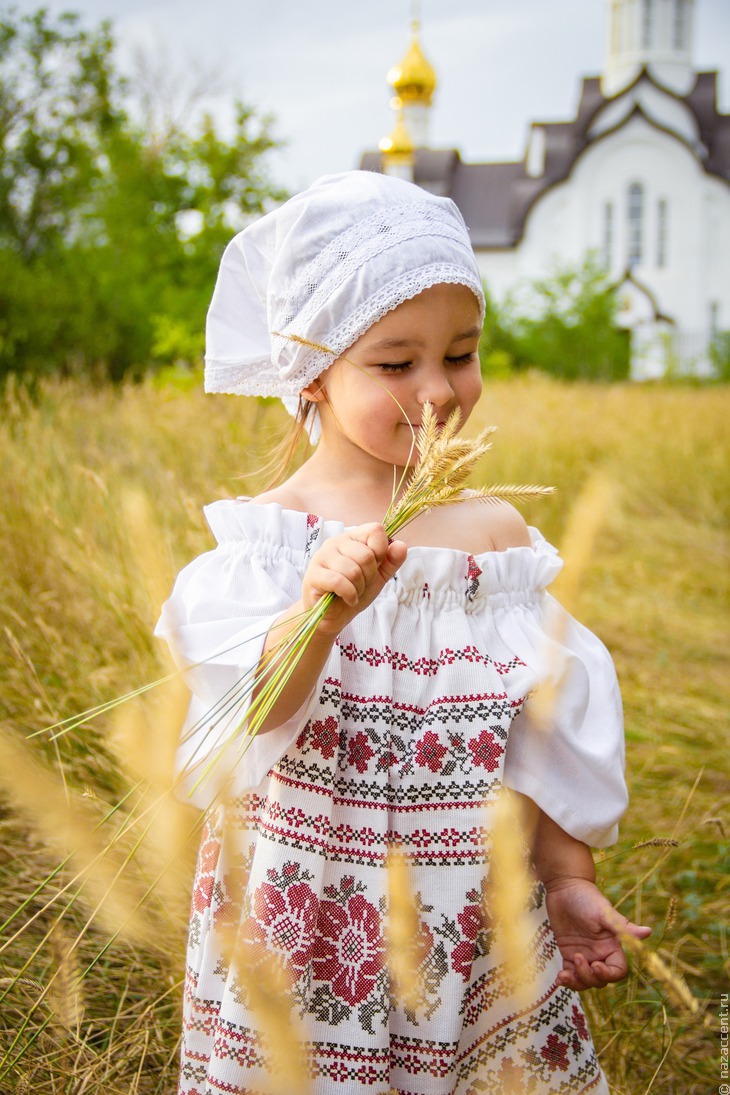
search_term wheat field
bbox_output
[0,374,727,1093]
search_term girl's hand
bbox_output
[302,523,407,637]
[545,878,651,991]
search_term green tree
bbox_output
[709,330,730,381]
[0,6,285,382]
[481,256,630,382]
[478,286,521,379]
[0,8,121,256]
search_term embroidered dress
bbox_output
[156,501,627,1095]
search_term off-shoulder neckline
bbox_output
[211,497,554,563]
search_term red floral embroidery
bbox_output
[241,879,319,982]
[572,1004,590,1040]
[377,749,399,770]
[467,729,504,771]
[451,900,490,981]
[541,1032,570,1071]
[415,730,448,773]
[466,554,482,601]
[347,731,375,774]
[191,836,220,914]
[313,893,386,1005]
[310,715,341,759]
[192,874,215,914]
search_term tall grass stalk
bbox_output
[0,375,726,1093]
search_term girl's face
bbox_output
[310,283,483,470]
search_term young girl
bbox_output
[156,171,649,1095]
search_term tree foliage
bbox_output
[481,257,630,382]
[0,9,121,257]
[0,6,286,382]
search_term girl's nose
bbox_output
[417,365,455,409]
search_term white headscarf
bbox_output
[204,171,484,401]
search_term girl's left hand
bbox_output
[545,878,651,991]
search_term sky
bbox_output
[23,0,730,193]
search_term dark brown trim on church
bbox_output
[360,68,730,250]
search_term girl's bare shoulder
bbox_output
[481,499,532,551]
[250,488,532,554]
[403,497,531,554]
[250,484,310,513]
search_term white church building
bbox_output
[361,0,730,378]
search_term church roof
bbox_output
[686,71,730,177]
[360,69,730,249]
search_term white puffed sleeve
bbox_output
[154,501,328,808]
[491,534,627,848]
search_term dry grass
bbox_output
[0,373,727,1092]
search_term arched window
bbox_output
[627,183,644,267]
[656,198,668,268]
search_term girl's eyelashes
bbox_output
[446,352,478,365]
[377,352,478,374]
[378,362,412,373]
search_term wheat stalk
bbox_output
[186,394,552,796]
[634,838,680,849]
[384,403,552,534]
[619,928,705,1022]
[181,330,554,794]
[26,343,551,794]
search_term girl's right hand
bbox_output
[302,523,407,637]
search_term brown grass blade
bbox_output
[47,924,85,1035]
[386,849,423,1013]
[488,793,536,1008]
[527,471,616,731]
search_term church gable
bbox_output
[360,9,728,247]
[521,110,713,279]
[587,78,703,151]
[467,67,729,249]
[359,0,729,377]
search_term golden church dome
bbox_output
[387,23,436,105]
[379,113,415,157]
